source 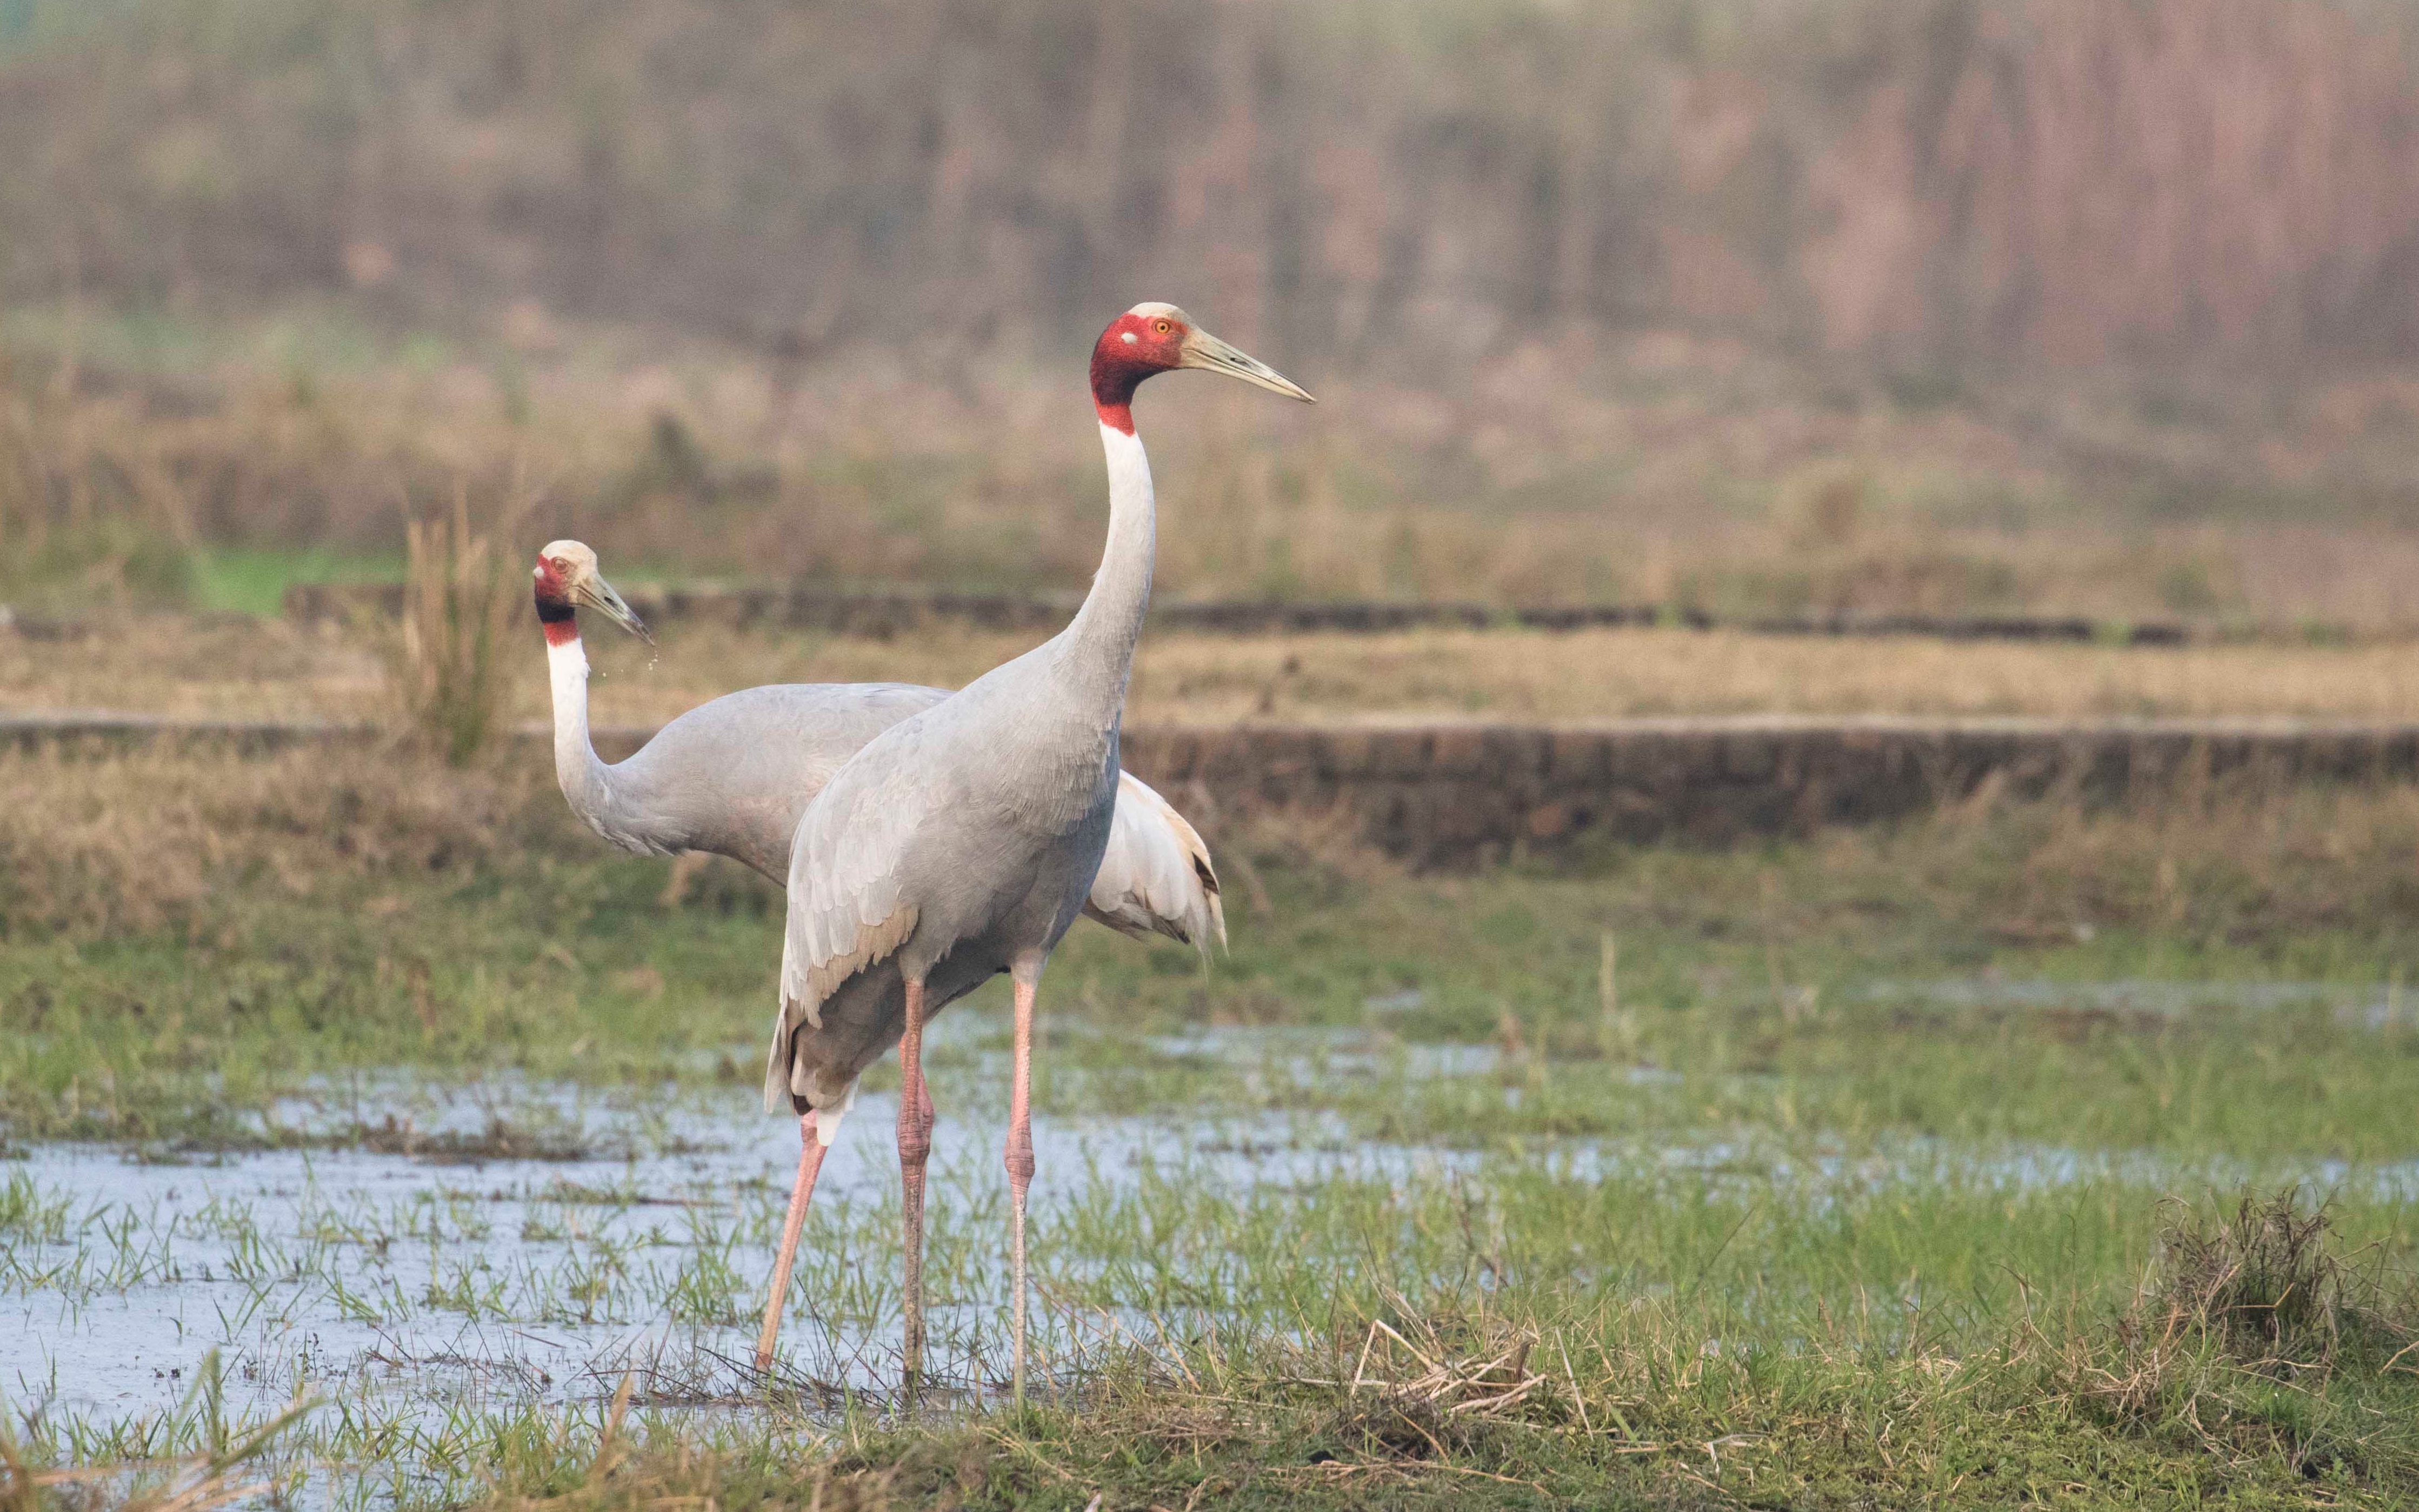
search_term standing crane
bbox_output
[529,540,1224,951]
[763,304,1310,1399]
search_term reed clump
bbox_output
[2140,1191,2416,1377]
[2048,1190,2419,1484]
[392,480,537,764]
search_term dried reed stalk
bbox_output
[395,476,539,765]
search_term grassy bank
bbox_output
[3,748,2417,1507]
[8,744,2419,1150]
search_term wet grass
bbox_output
[5,1131,2414,1509]
[3,750,2418,1506]
[33,1212,2419,1508]
[11,756,2419,1164]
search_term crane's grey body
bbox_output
[770,421,1155,1113]
[770,631,1127,1110]
[554,677,940,882]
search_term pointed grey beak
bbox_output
[574,574,652,644]
[1177,329,1315,403]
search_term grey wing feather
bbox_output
[765,723,956,1109]
[1084,772,1225,953]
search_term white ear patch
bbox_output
[1121,331,1138,344]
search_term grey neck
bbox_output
[1054,419,1155,715]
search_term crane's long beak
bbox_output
[1178,329,1315,403]
[574,573,652,644]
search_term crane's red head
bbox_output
[532,540,650,647]
[1089,302,1314,434]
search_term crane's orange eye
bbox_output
[1154,318,1172,334]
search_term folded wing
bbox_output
[765,737,944,1110]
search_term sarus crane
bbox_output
[529,541,1223,950]
[762,304,1310,1399]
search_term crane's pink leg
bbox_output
[1005,973,1038,1406]
[896,977,935,1394]
[754,1109,825,1371]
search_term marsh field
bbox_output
[2,615,2418,1511]
[14,322,2419,1507]
[13,0,2419,1503]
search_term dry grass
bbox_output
[391,478,539,763]
[15,720,2419,956]
[0,344,197,613]
[9,308,2419,627]
[1829,771,2419,953]
[0,744,553,938]
[12,0,2419,649]
[19,614,2419,731]
[0,616,382,721]
[1122,625,2419,725]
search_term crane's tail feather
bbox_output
[1086,772,1226,955]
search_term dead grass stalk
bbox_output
[393,477,539,764]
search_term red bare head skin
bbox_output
[1089,303,1192,434]
[532,549,580,647]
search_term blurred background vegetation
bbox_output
[6,0,2419,624]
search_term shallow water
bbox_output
[13,1078,2410,1449]
[1145,1022,1506,1080]
[2,1030,1521,1497]
[4,1094,1321,1423]
[8,1007,2415,1507]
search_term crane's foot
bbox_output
[754,1110,827,1373]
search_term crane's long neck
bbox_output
[1056,417,1155,713]
[543,621,616,828]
